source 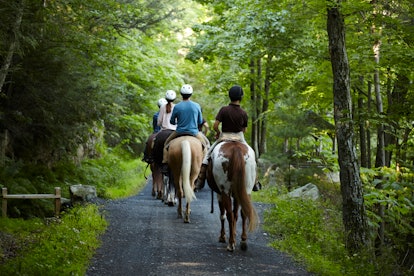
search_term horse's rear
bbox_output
[207,141,258,251]
[167,136,203,223]
[151,130,175,203]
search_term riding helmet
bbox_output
[180,84,193,95]
[165,90,177,101]
[228,85,244,101]
[157,98,168,107]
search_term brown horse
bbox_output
[167,136,203,223]
[145,130,174,201]
[206,141,259,252]
[144,133,163,199]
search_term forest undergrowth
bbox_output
[0,150,146,275]
[252,164,414,276]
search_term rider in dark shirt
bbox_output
[195,85,248,190]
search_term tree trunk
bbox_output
[367,81,372,168]
[249,59,259,158]
[259,56,271,156]
[371,0,386,250]
[373,40,385,168]
[327,0,368,254]
[0,1,24,90]
[255,58,262,158]
[0,0,25,166]
[386,74,411,165]
[357,81,368,167]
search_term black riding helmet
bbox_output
[228,85,244,101]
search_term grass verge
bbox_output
[0,204,107,275]
[253,185,383,276]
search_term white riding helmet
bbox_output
[165,90,177,101]
[180,84,193,95]
[157,98,168,107]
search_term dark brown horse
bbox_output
[167,136,203,223]
[206,141,259,252]
[145,130,175,202]
[144,133,163,199]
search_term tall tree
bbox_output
[326,0,368,253]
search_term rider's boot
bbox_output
[194,164,207,191]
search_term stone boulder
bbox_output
[287,183,320,201]
[70,184,97,204]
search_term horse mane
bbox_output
[228,143,258,232]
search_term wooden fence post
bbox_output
[54,187,61,217]
[2,187,7,218]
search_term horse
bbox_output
[167,135,203,223]
[145,130,175,203]
[206,140,259,252]
[143,133,163,199]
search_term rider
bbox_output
[150,90,177,165]
[153,98,168,133]
[157,90,177,131]
[161,84,209,173]
[194,85,248,190]
[142,97,168,163]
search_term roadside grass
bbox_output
[252,169,414,276]
[0,204,107,275]
[0,153,148,275]
[253,187,375,276]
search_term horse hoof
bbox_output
[168,201,174,207]
[226,244,235,252]
[157,191,162,199]
[219,236,226,243]
[240,241,248,251]
[152,190,156,197]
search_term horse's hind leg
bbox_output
[152,165,163,199]
[222,194,236,252]
[184,202,191,223]
[218,196,226,243]
[165,171,175,206]
[177,196,183,219]
[240,209,248,251]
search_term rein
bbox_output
[143,163,150,180]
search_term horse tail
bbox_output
[181,140,196,203]
[230,144,258,232]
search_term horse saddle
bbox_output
[219,133,244,142]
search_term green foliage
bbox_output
[0,204,107,275]
[0,146,147,217]
[361,167,414,274]
[270,190,368,274]
[254,165,414,275]
[78,150,146,199]
[255,186,375,275]
[1,0,202,165]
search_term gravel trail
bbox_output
[86,180,311,276]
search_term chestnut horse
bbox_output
[206,141,259,252]
[144,130,176,204]
[144,133,163,199]
[167,136,203,223]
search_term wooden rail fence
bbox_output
[1,187,61,218]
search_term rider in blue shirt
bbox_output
[161,84,209,171]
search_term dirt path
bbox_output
[86,180,311,275]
